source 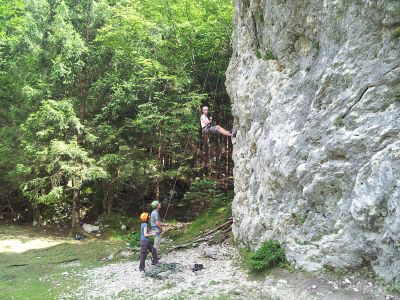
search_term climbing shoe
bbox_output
[192,263,204,272]
[232,129,237,138]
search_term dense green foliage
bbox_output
[168,205,231,243]
[0,0,234,228]
[248,240,286,272]
[183,178,216,200]
[179,178,233,219]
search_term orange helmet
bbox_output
[140,212,149,222]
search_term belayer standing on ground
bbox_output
[150,201,162,253]
[200,106,236,137]
[139,212,159,272]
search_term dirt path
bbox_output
[59,242,397,300]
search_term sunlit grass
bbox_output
[0,238,64,253]
[0,224,132,299]
[170,206,231,244]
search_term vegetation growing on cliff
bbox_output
[241,240,287,273]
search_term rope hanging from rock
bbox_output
[162,139,190,223]
[159,0,224,222]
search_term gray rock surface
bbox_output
[82,223,99,233]
[226,0,400,281]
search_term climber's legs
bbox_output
[205,125,236,137]
[215,125,232,137]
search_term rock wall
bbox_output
[226,0,400,281]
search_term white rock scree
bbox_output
[226,0,400,281]
[59,243,394,299]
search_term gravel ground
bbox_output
[60,242,399,300]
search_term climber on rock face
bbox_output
[200,106,236,137]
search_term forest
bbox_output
[0,0,234,231]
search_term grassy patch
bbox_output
[311,40,320,51]
[391,26,400,41]
[334,117,345,127]
[127,231,141,248]
[387,282,400,295]
[213,293,232,300]
[0,224,131,299]
[291,212,307,225]
[98,212,140,239]
[255,49,277,61]
[169,206,231,244]
[263,50,277,60]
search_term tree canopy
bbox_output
[0,0,234,229]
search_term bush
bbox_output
[182,178,216,203]
[212,190,234,208]
[98,212,140,238]
[128,231,141,248]
[249,240,286,272]
[175,178,234,221]
[178,179,216,220]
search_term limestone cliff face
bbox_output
[226,0,400,281]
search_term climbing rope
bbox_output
[157,1,227,223]
[162,138,190,223]
[144,262,179,278]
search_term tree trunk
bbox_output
[216,135,221,178]
[102,180,116,214]
[226,137,230,177]
[156,125,163,200]
[107,185,114,214]
[102,181,108,214]
[31,203,41,225]
[71,181,80,232]
[202,132,210,176]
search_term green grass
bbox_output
[334,117,345,127]
[291,212,307,225]
[387,282,400,295]
[98,212,140,239]
[212,294,232,300]
[0,224,134,299]
[391,26,400,40]
[311,40,320,51]
[168,206,231,244]
[255,49,277,61]
[0,204,233,299]
[263,50,276,60]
